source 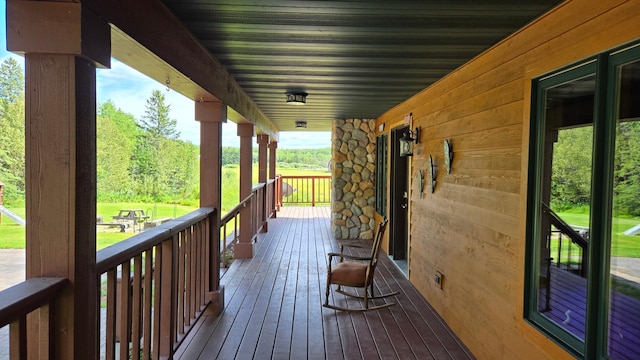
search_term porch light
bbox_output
[286,92,307,105]
[295,121,307,128]
[399,127,419,157]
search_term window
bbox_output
[525,42,640,359]
[376,134,387,216]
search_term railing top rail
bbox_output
[97,207,216,273]
[0,277,68,328]
[252,183,266,191]
[221,193,255,224]
[281,175,331,179]
[542,203,589,249]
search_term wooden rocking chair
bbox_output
[323,217,399,311]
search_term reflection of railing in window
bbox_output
[542,203,589,277]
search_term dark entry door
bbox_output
[389,127,408,260]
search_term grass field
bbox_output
[556,211,640,258]
[0,203,198,250]
[0,166,331,250]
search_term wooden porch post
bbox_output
[195,100,226,315]
[257,134,268,230]
[7,1,110,358]
[268,140,278,216]
[235,123,254,258]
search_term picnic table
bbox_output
[112,209,149,232]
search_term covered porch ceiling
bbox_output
[157,0,561,133]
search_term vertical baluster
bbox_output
[131,255,143,360]
[142,250,153,360]
[178,230,186,332]
[9,315,26,360]
[105,268,117,360]
[119,261,131,360]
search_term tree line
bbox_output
[221,147,331,170]
[0,57,330,207]
[552,124,640,216]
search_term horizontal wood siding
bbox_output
[376,0,640,359]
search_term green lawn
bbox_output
[0,202,197,250]
[0,166,331,250]
[557,211,640,258]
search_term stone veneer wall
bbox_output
[331,119,377,239]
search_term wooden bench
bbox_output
[97,222,128,232]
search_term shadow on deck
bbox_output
[176,206,474,359]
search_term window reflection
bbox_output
[538,74,596,341]
[608,59,640,360]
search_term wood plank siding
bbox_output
[175,207,474,359]
[375,0,640,359]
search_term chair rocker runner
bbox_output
[323,217,399,311]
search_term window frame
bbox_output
[524,40,640,359]
[375,134,388,216]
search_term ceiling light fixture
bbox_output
[286,92,307,105]
[295,121,307,128]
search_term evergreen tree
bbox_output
[0,58,25,201]
[0,58,24,105]
[139,89,179,142]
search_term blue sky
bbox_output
[0,1,330,148]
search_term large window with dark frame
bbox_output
[525,42,640,359]
[376,134,387,216]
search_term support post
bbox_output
[235,123,254,258]
[268,141,278,216]
[7,1,110,358]
[195,100,226,315]
[257,134,269,230]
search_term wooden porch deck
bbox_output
[542,266,640,359]
[175,206,475,359]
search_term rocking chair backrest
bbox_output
[368,217,389,274]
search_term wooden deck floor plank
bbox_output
[375,260,454,359]
[291,210,310,357]
[308,209,329,360]
[272,208,303,359]
[176,206,474,360]
[254,219,295,358]
[236,217,292,359]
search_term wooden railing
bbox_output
[0,277,68,359]
[4,175,281,358]
[220,180,276,268]
[96,207,216,360]
[280,175,331,206]
[543,203,589,277]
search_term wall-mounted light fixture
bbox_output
[295,121,307,128]
[286,92,307,105]
[399,127,420,157]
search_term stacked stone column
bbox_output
[331,119,377,239]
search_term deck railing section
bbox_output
[96,207,216,360]
[280,175,331,206]
[0,277,68,359]
[543,204,589,277]
[220,181,276,268]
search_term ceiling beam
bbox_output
[81,0,279,139]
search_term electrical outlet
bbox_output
[434,271,444,290]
